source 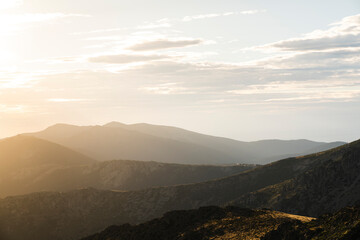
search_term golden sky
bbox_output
[0,0,360,141]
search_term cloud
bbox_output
[88,54,171,64]
[139,83,195,95]
[48,98,89,102]
[256,48,360,70]
[240,10,267,15]
[182,12,235,22]
[1,13,89,24]
[0,12,90,36]
[0,0,22,10]
[0,104,26,113]
[137,19,172,29]
[258,14,360,52]
[228,80,360,103]
[182,10,266,22]
[127,39,204,51]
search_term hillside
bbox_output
[80,205,360,240]
[27,122,346,164]
[232,139,360,217]
[80,206,313,240]
[26,124,239,164]
[0,135,95,197]
[1,159,255,198]
[262,206,360,240]
[0,139,356,240]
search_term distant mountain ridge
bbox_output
[0,135,255,198]
[26,122,346,164]
[0,138,357,240]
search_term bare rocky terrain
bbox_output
[81,206,314,240]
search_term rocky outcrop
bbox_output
[80,206,313,240]
[262,206,360,240]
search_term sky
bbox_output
[0,0,359,142]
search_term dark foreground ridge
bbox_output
[81,205,360,240]
[263,205,360,240]
[80,206,313,240]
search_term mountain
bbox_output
[0,139,357,240]
[1,158,255,198]
[26,124,239,164]
[0,135,95,197]
[80,206,314,240]
[26,122,346,164]
[231,139,360,217]
[105,122,346,163]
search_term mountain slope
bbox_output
[27,122,346,164]
[232,139,360,217]
[80,206,314,240]
[81,205,360,240]
[3,159,255,197]
[105,122,347,163]
[262,205,360,240]
[27,124,239,164]
[0,139,355,240]
[0,135,95,197]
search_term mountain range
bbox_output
[0,135,255,198]
[26,122,346,164]
[0,136,358,240]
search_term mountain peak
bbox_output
[103,121,128,128]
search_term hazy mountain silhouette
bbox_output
[0,135,95,197]
[0,139,358,240]
[26,124,239,164]
[26,122,346,164]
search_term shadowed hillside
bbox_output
[2,159,255,198]
[262,206,360,240]
[0,135,255,198]
[232,139,360,217]
[81,205,360,240]
[80,206,313,240]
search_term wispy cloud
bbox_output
[127,38,204,51]
[0,0,22,10]
[88,53,172,64]
[0,104,26,113]
[228,80,360,102]
[182,10,266,22]
[0,12,90,36]
[133,9,266,30]
[140,83,195,95]
[255,14,360,52]
[48,98,89,102]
